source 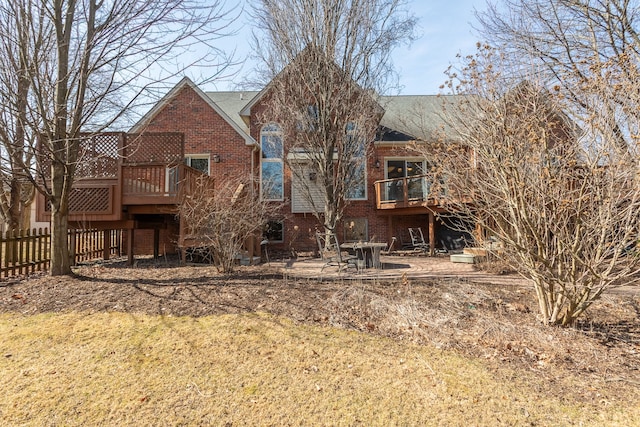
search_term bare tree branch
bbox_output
[250,0,416,234]
[0,0,238,275]
[423,44,640,326]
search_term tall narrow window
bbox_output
[345,122,367,200]
[261,124,284,200]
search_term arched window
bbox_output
[260,124,284,200]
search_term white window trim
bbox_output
[264,220,285,243]
[345,159,368,201]
[260,160,285,201]
[185,154,210,175]
[260,124,285,201]
[345,123,367,201]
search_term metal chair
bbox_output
[315,231,358,271]
[408,227,430,253]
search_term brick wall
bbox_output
[130,83,439,257]
[128,85,256,256]
[141,85,255,184]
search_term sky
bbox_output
[199,0,486,95]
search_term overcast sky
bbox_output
[182,1,486,95]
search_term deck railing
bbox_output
[122,163,209,205]
[36,132,207,222]
[374,174,447,209]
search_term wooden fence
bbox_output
[0,228,121,278]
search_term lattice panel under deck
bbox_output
[43,187,112,214]
[69,187,111,213]
[75,134,121,179]
[123,133,183,164]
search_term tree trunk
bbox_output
[7,178,21,230]
[50,204,71,276]
[49,157,72,276]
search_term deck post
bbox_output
[153,228,160,259]
[103,230,110,260]
[387,216,393,246]
[127,228,135,266]
[428,212,435,256]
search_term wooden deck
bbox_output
[374,174,449,213]
[35,132,221,264]
[36,132,210,224]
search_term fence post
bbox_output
[69,229,77,266]
[8,229,16,276]
[103,230,110,260]
[30,228,37,273]
[5,229,12,270]
[41,227,49,272]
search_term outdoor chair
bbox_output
[381,237,396,255]
[315,231,359,271]
[408,227,430,253]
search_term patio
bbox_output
[269,254,525,286]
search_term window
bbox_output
[344,218,368,242]
[346,162,366,199]
[296,105,319,132]
[264,220,284,243]
[185,154,210,175]
[385,158,427,201]
[345,122,367,200]
[261,124,284,200]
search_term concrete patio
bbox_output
[267,254,526,286]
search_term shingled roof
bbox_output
[205,90,463,142]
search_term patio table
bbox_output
[340,242,388,269]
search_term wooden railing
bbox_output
[37,160,213,223]
[122,163,210,205]
[374,174,446,210]
[0,228,121,278]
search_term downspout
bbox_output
[252,144,260,198]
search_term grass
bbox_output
[0,311,638,426]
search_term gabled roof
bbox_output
[206,90,259,131]
[204,90,460,143]
[130,77,461,146]
[239,45,384,119]
[129,77,256,146]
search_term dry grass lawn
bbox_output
[0,310,638,426]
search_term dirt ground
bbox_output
[1,255,639,405]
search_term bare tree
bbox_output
[475,0,640,153]
[0,0,236,275]
[424,45,640,326]
[250,0,416,235]
[178,177,282,273]
[0,0,41,231]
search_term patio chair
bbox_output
[381,237,396,255]
[315,231,358,271]
[408,227,430,253]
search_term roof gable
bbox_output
[130,77,256,146]
[240,46,384,118]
